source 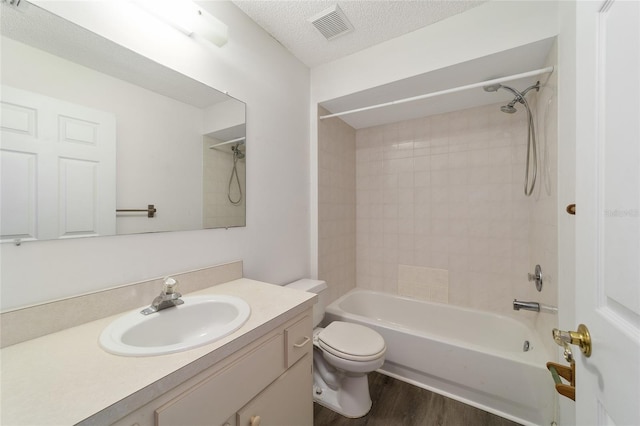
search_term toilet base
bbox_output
[313,367,372,418]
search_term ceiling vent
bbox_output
[308,4,354,41]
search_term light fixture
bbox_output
[133,0,228,47]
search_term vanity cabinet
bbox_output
[112,311,313,426]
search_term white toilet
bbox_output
[286,279,386,418]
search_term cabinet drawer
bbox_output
[155,334,285,426]
[284,315,312,368]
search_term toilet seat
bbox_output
[317,322,386,362]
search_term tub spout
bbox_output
[513,299,540,312]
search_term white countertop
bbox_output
[0,279,316,425]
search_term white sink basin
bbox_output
[99,295,251,356]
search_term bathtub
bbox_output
[324,289,555,426]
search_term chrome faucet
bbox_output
[141,277,184,315]
[513,299,540,312]
[513,299,558,314]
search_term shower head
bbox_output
[483,83,502,92]
[484,82,528,114]
[232,144,245,159]
[500,104,518,114]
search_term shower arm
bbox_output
[499,85,524,102]
[497,82,540,106]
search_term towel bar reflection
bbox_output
[116,204,157,218]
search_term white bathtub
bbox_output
[324,289,555,426]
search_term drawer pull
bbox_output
[250,415,261,426]
[293,336,311,348]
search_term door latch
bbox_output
[552,324,592,358]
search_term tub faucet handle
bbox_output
[527,264,543,291]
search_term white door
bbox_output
[574,0,640,424]
[1,85,116,242]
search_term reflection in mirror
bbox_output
[0,2,246,244]
[203,100,246,228]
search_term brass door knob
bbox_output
[552,324,592,357]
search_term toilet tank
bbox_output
[285,279,327,327]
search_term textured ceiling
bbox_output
[231,1,487,68]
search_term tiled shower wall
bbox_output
[318,107,357,304]
[318,55,558,343]
[355,104,532,317]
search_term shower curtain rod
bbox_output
[319,66,555,120]
[208,136,246,149]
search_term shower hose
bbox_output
[228,149,243,205]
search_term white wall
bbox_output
[0,1,310,310]
[309,0,560,277]
[203,99,245,136]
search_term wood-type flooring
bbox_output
[313,372,522,426]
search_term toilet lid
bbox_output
[317,322,386,362]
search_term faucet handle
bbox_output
[527,264,543,292]
[163,277,178,294]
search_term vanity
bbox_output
[113,302,313,426]
[0,264,316,425]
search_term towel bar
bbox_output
[116,204,157,218]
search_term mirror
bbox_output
[0,2,246,243]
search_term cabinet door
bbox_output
[156,334,285,426]
[237,355,312,426]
